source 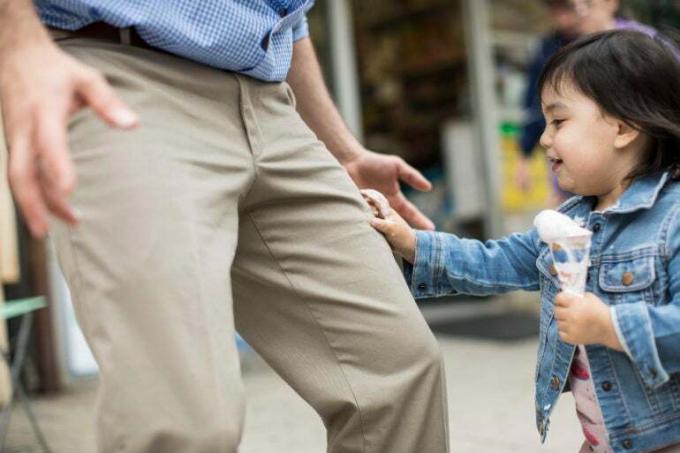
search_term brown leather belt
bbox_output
[62,22,153,50]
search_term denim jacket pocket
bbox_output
[599,254,656,305]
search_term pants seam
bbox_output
[244,212,369,453]
[59,228,127,451]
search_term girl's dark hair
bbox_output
[538,29,680,180]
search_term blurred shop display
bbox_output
[350,0,466,230]
[490,0,553,216]
[352,0,466,170]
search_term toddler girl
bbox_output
[365,30,680,452]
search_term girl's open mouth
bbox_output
[548,157,563,173]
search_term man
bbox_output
[0,1,449,452]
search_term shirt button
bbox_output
[601,381,613,392]
[417,283,427,291]
[549,265,558,276]
[621,272,635,286]
[622,439,633,450]
[550,375,560,390]
[592,223,602,233]
[278,8,288,17]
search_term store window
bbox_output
[350,0,467,226]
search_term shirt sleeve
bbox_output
[404,228,542,299]
[292,13,309,42]
[610,206,680,389]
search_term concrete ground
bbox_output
[4,300,583,453]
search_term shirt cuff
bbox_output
[292,14,309,42]
[611,301,669,388]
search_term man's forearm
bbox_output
[286,37,363,164]
[0,0,51,59]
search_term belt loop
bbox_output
[119,27,132,45]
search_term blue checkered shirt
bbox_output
[34,0,314,81]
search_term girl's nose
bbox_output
[539,128,552,149]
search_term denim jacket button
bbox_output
[417,283,427,291]
[550,375,560,390]
[622,272,635,286]
[650,368,658,378]
[592,223,602,233]
[601,381,613,392]
[622,439,633,449]
[549,265,558,276]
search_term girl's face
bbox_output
[539,81,643,202]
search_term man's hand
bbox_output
[554,291,624,350]
[344,150,434,230]
[0,39,138,237]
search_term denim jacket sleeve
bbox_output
[404,228,542,298]
[611,205,680,389]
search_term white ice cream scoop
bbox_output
[534,209,593,295]
[534,210,591,243]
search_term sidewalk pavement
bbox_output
[5,304,583,452]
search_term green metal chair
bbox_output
[0,296,51,452]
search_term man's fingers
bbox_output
[397,159,432,192]
[76,69,138,129]
[35,110,76,194]
[33,107,79,225]
[7,134,49,237]
[41,177,78,225]
[389,192,434,230]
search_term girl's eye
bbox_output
[551,119,565,128]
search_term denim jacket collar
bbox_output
[605,171,671,214]
[559,171,671,217]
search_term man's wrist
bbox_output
[0,1,51,61]
[327,138,364,166]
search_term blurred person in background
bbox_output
[0,1,449,452]
[516,0,657,205]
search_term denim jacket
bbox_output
[406,172,680,452]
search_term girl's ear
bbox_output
[614,120,640,150]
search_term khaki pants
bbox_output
[50,37,449,453]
